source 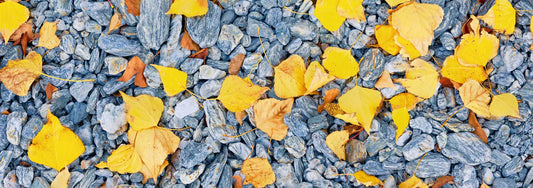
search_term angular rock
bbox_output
[284,136,306,158]
[228,142,251,160]
[6,111,27,146]
[105,56,128,75]
[273,163,299,187]
[180,142,210,168]
[289,20,317,41]
[200,147,227,187]
[217,24,243,55]
[174,97,199,119]
[204,100,238,143]
[199,65,226,80]
[346,139,366,163]
[501,45,524,72]
[178,163,205,184]
[98,35,142,57]
[70,81,94,102]
[50,0,73,16]
[137,0,170,50]
[406,153,451,178]
[98,103,127,134]
[80,1,113,25]
[247,18,274,38]
[442,132,492,165]
[402,134,435,161]
[186,1,221,48]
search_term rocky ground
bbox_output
[1,0,533,187]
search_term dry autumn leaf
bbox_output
[375,25,401,55]
[399,175,428,188]
[152,64,188,96]
[218,75,269,112]
[241,158,276,188]
[432,175,454,188]
[459,79,491,118]
[125,0,140,16]
[338,86,382,133]
[28,111,85,171]
[322,47,359,79]
[235,111,247,125]
[325,130,349,160]
[375,70,396,89]
[37,21,61,49]
[0,51,42,96]
[0,1,29,42]
[478,0,516,35]
[139,160,168,184]
[334,112,360,125]
[337,0,365,22]
[395,59,439,99]
[489,93,521,118]
[481,182,491,188]
[95,144,143,174]
[385,0,409,7]
[468,110,488,143]
[181,30,200,51]
[390,93,420,140]
[45,83,57,100]
[189,48,209,59]
[395,34,422,59]
[455,16,499,67]
[253,98,294,141]
[304,61,335,95]
[274,55,307,98]
[108,11,122,34]
[117,56,148,87]
[229,53,245,75]
[51,168,70,188]
[314,0,345,31]
[318,88,340,113]
[233,175,243,188]
[167,0,208,17]
[120,91,164,131]
[441,55,488,84]
[10,23,36,55]
[351,171,383,186]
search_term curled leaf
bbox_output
[108,11,122,34]
[318,88,340,113]
[375,25,401,55]
[459,79,491,118]
[117,56,148,87]
[125,0,140,16]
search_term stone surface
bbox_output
[98,103,127,134]
[217,24,244,55]
[137,0,170,50]
[442,132,492,165]
[406,153,451,178]
[98,35,142,57]
[186,1,221,48]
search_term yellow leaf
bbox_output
[458,79,491,118]
[392,108,409,140]
[314,0,346,31]
[37,21,61,49]
[351,171,383,186]
[455,17,499,67]
[166,0,208,17]
[95,144,142,174]
[441,55,487,84]
[481,182,491,188]
[325,130,349,160]
[338,86,382,133]
[395,59,439,99]
[375,25,400,55]
[108,11,122,34]
[218,75,269,112]
[334,112,360,125]
[322,47,359,79]
[390,93,420,140]
[399,175,428,188]
[395,34,422,59]
[478,0,516,35]
[0,1,29,42]
[129,127,180,184]
[120,91,164,131]
[375,70,396,89]
[337,0,365,22]
[242,158,276,188]
[490,93,521,118]
[390,2,443,56]
[0,51,42,96]
[152,64,188,96]
[139,160,168,184]
[385,0,409,7]
[28,111,85,171]
[253,98,294,141]
[304,61,335,95]
[51,168,70,188]
[274,55,307,98]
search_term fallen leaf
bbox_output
[45,83,57,100]
[390,93,420,140]
[439,77,455,88]
[337,0,365,22]
[152,65,188,97]
[318,88,340,113]
[338,86,382,133]
[37,21,61,49]
[395,59,439,99]
[181,30,200,51]
[120,91,164,131]
[385,0,409,7]
[1,110,9,115]
[334,112,360,125]
[139,159,168,184]
[441,55,488,84]
[242,158,276,187]
[51,168,70,188]
[0,1,29,42]
[314,0,345,31]
[390,2,443,56]
[11,23,35,56]
[399,175,428,188]
[351,171,383,186]
[375,70,396,89]
[375,25,400,55]
[304,61,335,95]
[229,53,245,75]
[489,93,521,118]
[235,111,246,125]
[478,0,516,35]
[395,34,422,59]
[480,182,491,188]
[392,108,409,140]
[432,175,454,188]
[253,98,294,141]
[218,75,269,112]
[28,111,85,171]
[0,51,42,96]
[233,175,243,188]
[95,144,142,174]
[274,55,307,98]
[108,11,122,34]
[189,48,209,59]
[322,47,359,79]
[167,0,208,17]
[117,56,148,87]
[458,79,491,118]
[325,130,349,160]
[125,0,140,16]
[455,16,499,67]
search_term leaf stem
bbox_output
[413,153,428,175]
[283,6,311,15]
[440,106,466,127]
[40,73,94,82]
[183,87,217,101]
[168,127,191,131]
[349,31,364,51]
[223,128,257,138]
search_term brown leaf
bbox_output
[439,77,455,88]
[318,88,340,113]
[117,56,148,87]
[181,30,200,51]
[189,48,208,59]
[432,175,454,188]
[10,23,36,56]
[233,175,243,188]
[0,51,43,96]
[108,11,122,34]
[45,83,57,100]
[1,110,9,115]
[125,0,140,16]
[468,110,488,143]
[235,111,246,125]
[229,53,245,75]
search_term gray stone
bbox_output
[275,22,291,46]
[180,142,210,168]
[385,55,409,73]
[16,166,33,187]
[6,111,27,146]
[518,80,533,105]
[490,150,512,166]
[69,81,94,102]
[289,20,317,41]
[178,163,205,184]
[102,77,134,95]
[501,45,524,72]
[20,116,43,150]
[402,134,435,161]
[80,1,113,25]
[72,12,89,31]
[3,170,18,188]
[98,35,142,57]
[200,147,227,187]
[502,156,523,177]
[311,131,337,162]
[439,32,456,50]
[137,0,170,50]
[307,115,328,133]
[75,44,91,60]
[284,136,306,158]
[359,49,386,83]
[228,142,251,160]
[180,58,203,75]
[30,177,50,188]
[43,63,74,87]
[217,24,244,55]
[50,89,72,114]
[199,65,226,80]
[261,0,277,9]
[348,29,370,49]
[50,0,73,16]
[346,139,367,163]
[365,133,387,156]
[105,56,128,75]
[174,97,199,119]
[233,0,251,16]
[98,103,127,134]
[410,117,432,134]
[247,18,274,38]
[67,102,88,124]
[406,153,451,178]
[204,100,239,143]
[273,163,299,187]
[186,1,221,48]
[442,132,492,165]
[493,178,517,188]
[284,112,309,137]
[363,160,392,175]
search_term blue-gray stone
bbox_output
[103,76,134,95]
[43,63,74,87]
[217,24,243,55]
[493,178,517,188]
[266,42,287,66]
[3,170,18,188]
[67,102,88,124]
[180,142,210,168]
[273,163,299,187]
[307,115,328,132]
[289,20,317,41]
[359,49,386,83]
[49,89,72,114]
[242,53,263,71]
[452,164,479,187]
[69,81,94,102]
[72,12,88,31]
[200,147,227,187]
[16,166,33,187]
[204,100,239,144]
[348,30,370,50]
[247,18,274,38]
[491,150,512,166]
[365,133,387,156]
[442,132,492,165]
[180,58,203,74]
[218,0,238,9]
[159,44,190,68]
[60,35,75,54]
[284,136,306,158]
[0,115,9,150]
[311,131,337,162]
[501,45,524,72]
[30,177,50,188]
[80,1,113,25]
[187,1,221,48]
[98,35,142,57]
[199,65,226,80]
[346,139,366,163]
[221,10,236,25]
[217,165,232,188]
[98,103,126,134]
[88,49,101,73]
[261,0,277,9]
[284,112,309,137]
[233,0,251,16]
[6,111,27,146]
[502,156,523,177]
[50,0,73,16]
[410,117,433,134]
[199,80,222,98]
[137,0,170,50]
[363,160,392,175]
[286,38,302,54]
[265,8,282,27]
[75,44,90,60]
[0,151,13,172]
[228,142,251,160]
[111,0,138,26]
[402,134,435,161]
[406,153,451,178]
[439,32,456,51]
[275,22,291,46]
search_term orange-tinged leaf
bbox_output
[139,159,168,184]
[455,20,499,67]
[28,111,85,171]
[274,55,307,98]
[458,79,491,118]
[125,0,140,16]
[375,25,400,55]
[10,23,35,54]
[167,0,208,17]
[390,2,443,56]
[351,171,383,186]
[325,130,349,160]
[120,91,164,131]
[181,30,200,51]
[45,83,57,100]
[253,98,294,141]
[235,111,246,125]
[95,144,142,174]
[322,47,359,79]
[338,86,382,133]
[0,51,42,96]
[441,55,488,84]
[395,34,422,59]
[375,70,396,89]
[108,11,122,34]
[468,110,488,143]
[0,1,29,42]
[478,0,516,35]
[218,75,269,112]
[51,168,70,188]
[432,175,454,188]
[385,0,409,7]
[337,0,365,21]
[117,56,148,87]
[395,59,439,99]
[1,110,9,115]
[229,53,245,75]
[37,21,61,49]
[233,175,243,188]
[489,93,521,118]
[314,0,345,31]
[304,61,335,95]
[241,158,276,188]
[399,175,428,188]
[318,88,340,113]
[151,65,188,96]
[481,182,491,188]
[189,48,209,59]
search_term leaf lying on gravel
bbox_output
[469,110,488,144]
[375,25,401,55]
[37,21,61,49]
[351,171,383,186]
[478,0,516,35]
[51,168,70,188]
[304,61,335,95]
[0,51,42,96]
[375,70,396,89]
[125,0,140,16]
[253,98,294,141]
[108,10,122,34]
[399,175,428,188]
[229,53,245,75]
[0,0,29,42]
[318,88,340,113]
[117,56,148,87]
[489,93,521,118]
[274,55,307,98]
[45,83,57,100]
[120,91,164,131]
[167,0,208,17]
[325,130,349,160]
[152,65,188,96]
[395,59,439,99]
[218,75,269,112]
[459,79,491,118]
[441,55,488,84]
[385,0,409,7]
[455,16,499,67]
[314,0,345,31]
[181,30,200,51]
[322,47,359,79]
[432,175,455,188]
[390,93,421,140]
[95,144,143,174]
[338,86,382,133]
[10,22,36,55]
[337,0,365,21]
[242,158,276,187]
